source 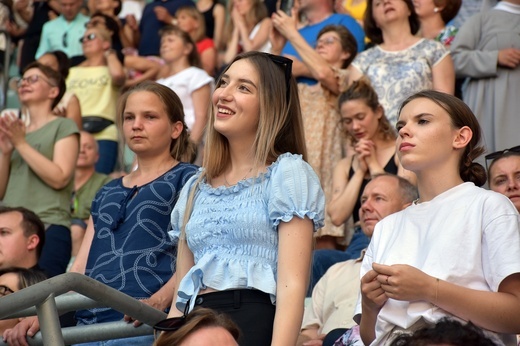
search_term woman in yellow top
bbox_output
[67,27,126,174]
[335,0,367,27]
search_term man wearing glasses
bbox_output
[35,0,89,63]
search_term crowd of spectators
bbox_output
[0,0,519,344]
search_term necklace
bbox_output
[223,167,253,187]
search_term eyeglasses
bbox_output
[63,32,68,48]
[264,53,293,104]
[0,285,15,297]
[79,33,97,43]
[16,74,56,88]
[484,145,520,170]
[315,36,340,48]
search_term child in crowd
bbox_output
[176,5,217,76]
[37,50,83,129]
[156,25,213,148]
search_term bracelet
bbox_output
[435,278,439,305]
[171,18,178,26]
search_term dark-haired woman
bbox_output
[346,0,454,126]
[356,91,520,345]
[413,0,461,48]
[0,267,47,335]
[271,19,358,247]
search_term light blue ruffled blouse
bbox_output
[169,153,325,312]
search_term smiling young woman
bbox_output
[168,52,325,346]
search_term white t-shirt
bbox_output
[156,67,214,130]
[354,182,520,345]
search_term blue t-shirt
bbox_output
[138,0,196,56]
[76,162,198,324]
[170,153,326,312]
[282,14,365,85]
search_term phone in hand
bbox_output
[279,0,294,15]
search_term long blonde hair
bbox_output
[179,51,305,237]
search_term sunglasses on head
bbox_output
[79,33,97,43]
[264,53,293,104]
[484,145,520,171]
[485,145,520,162]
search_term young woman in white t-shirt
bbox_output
[156,25,213,148]
[357,90,520,345]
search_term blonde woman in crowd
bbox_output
[168,51,325,346]
[66,26,125,174]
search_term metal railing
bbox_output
[0,272,167,345]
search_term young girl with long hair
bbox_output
[356,91,520,345]
[167,51,325,346]
[176,5,218,76]
[156,25,213,148]
[222,0,271,65]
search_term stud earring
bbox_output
[433,7,439,13]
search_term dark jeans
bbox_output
[308,227,370,296]
[38,224,71,278]
[196,289,275,346]
[95,140,118,174]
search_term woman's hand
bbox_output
[355,139,382,175]
[0,118,14,155]
[372,263,436,303]
[0,114,26,148]
[230,7,244,26]
[269,26,287,55]
[360,269,388,312]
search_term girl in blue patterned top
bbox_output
[167,52,326,346]
[71,82,198,345]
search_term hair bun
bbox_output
[461,162,487,187]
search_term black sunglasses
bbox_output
[79,33,97,44]
[153,301,190,332]
[485,145,520,161]
[484,145,520,171]
[264,53,293,104]
[63,32,68,48]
